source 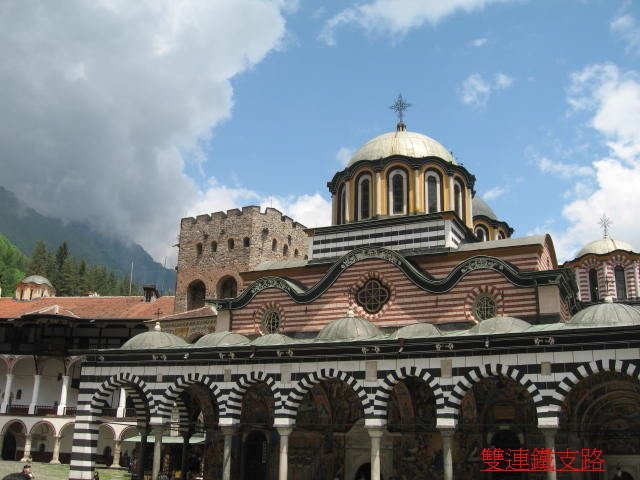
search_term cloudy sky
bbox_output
[1,0,639,265]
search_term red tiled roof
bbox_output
[0,295,175,320]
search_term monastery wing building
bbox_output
[1,116,639,480]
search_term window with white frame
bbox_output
[453,179,464,221]
[615,266,627,300]
[425,171,442,213]
[388,169,407,215]
[337,183,347,224]
[475,225,489,242]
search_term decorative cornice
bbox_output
[211,246,576,310]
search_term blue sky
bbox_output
[2,0,639,264]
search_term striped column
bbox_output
[68,407,98,480]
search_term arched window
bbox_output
[497,231,506,240]
[196,243,203,256]
[337,183,347,224]
[272,239,277,252]
[453,179,464,221]
[218,277,237,299]
[211,241,218,253]
[243,237,250,247]
[283,245,289,257]
[294,249,299,257]
[475,226,489,242]
[227,239,234,250]
[356,174,372,220]
[388,169,407,215]
[16,389,22,400]
[588,268,599,301]
[187,280,206,310]
[615,266,627,300]
[425,171,442,213]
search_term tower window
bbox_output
[337,183,347,225]
[453,180,464,221]
[615,266,627,300]
[294,249,299,258]
[474,294,496,321]
[588,268,599,301]
[218,277,237,299]
[243,237,250,247]
[228,239,235,250]
[196,243,203,256]
[388,169,407,215]
[187,280,206,310]
[211,241,218,253]
[356,174,372,220]
[475,226,488,242]
[425,171,442,213]
[272,239,277,251]
[283,245,289,257]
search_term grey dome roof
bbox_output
[316,310,383,342]
[390,322,442,339]
[193,331,250,347]
[575,237,635,258]
[472,196,497,221]
[21,275,53,288]
[569,301,640,327]
[251,333,296,346]
[121,323,188,350]
[349,130,456,166]
[467,316,531,335]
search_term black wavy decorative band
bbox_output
[211,246,573,310]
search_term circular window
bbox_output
[262,309,281,334]
[356,279,390,314]
[474,294,496,321]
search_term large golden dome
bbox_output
[349,130,456,166]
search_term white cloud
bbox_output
[263,193,332,229]
[470,37,488,47]
[535,157,594,179]
[459,72,513,108]
[482,186,506,200]
[0,0,292,263]
[550,64,640,261]
[319,0,512,45]
[611,13,640,54]
[336,146,355,166]
[494,72,514,89]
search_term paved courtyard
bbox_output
[0,461,131,480]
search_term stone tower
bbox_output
[174,206,308,313]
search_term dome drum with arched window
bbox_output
[472,196,513,242]
[327,127,476,228]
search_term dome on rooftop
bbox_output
[472,196,497,221]
[194,331,250,348]
[316,310,383,342]
[121,323,188,350]
[575,237,635,258]
[349,130,456,167]
[467,316,531,335]
[390,322,442,339]
[20,275,53,288]
[569,301,640,327]
[251,333,296,346]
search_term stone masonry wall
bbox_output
[174,206,308,312]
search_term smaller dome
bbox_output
[121,323,188,350]
[20,275,53,288]
[316,310,383,342]
[575,237,635,258]
[467,316,531,335]
[251,333,296,346]
[193,331,250,348]
[569,301,640,327]
[390,323,442,339]
[349,130,456,166]
[472,196,497,221]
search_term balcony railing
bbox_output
[101,407,117,417]
[34,405,56,415]
[64,407,77,416]
[124,407,136,418]
[7,404,29,415]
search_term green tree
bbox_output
[0,235,28,297]
[28,240,48,276]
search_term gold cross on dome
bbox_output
[390,94,411,124]
[598,214,612,238]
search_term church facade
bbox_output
[51,115,640,480]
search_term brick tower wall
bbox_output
[174,206,308,313]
